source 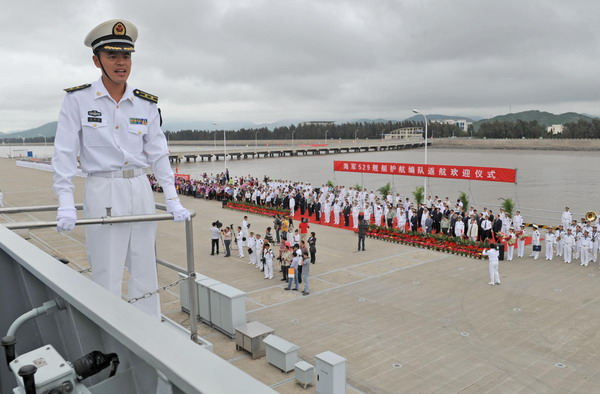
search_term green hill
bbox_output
[474,110,593,130]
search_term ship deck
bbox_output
[1,158,599,393]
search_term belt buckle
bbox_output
[123,169,135,178]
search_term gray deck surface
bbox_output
[1,158,598,394]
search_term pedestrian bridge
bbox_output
[168,139,428,162]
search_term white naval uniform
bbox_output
[531,229,541,259]
[545,233,556,260]
[483,248,500,285]
[580,236,593,266]
[561,211,572,231]
[52,78,177,320]
[563,233,575,263]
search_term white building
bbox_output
[547,124,563,134]
[431,119,472,132]
[384,127,423,140]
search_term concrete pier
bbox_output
[1,158,598,393]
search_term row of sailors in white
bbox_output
[525,222,599,265]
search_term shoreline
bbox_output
[429,137,600,151]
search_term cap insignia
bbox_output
[113,22,126,36]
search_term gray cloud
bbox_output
[2,0,600,132]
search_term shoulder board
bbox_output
[134,89,158,104]
[63,84,91,93]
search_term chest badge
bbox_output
[130,118,148,125]
[88,110,102,117]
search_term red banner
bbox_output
[333,161,517,183]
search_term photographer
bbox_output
[210,222,220,255]
[482,243,501,286]
[273,214,282,244]
[222,226,232,257]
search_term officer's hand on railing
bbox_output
[56,207,77,232]
[166,199,191,222]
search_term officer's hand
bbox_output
[57,207,77,232]
[167,199,191,222]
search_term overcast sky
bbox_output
[2,0,600,133]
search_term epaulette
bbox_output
[64,84,91,93]
[134,89,158,104]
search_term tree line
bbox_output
[5,118,600,144]
[477,119,600,139]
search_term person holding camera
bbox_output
[210,222,220,255]
[222,226,232,257]
[483,243,501,285]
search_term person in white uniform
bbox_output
[561,207,572,231]
[530,225,541,260]
[544,228,556,260]
[562,228,575,264]
[580,231,593,267]
[483,243,501,285]
[52,19,190,320]
[516,225,526,258]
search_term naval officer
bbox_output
[52,19,190,320]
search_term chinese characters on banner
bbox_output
[333,161,517,183]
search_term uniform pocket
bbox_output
[82,119,111,147]
[127,125,148,152]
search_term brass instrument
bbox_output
[586,211,597,222]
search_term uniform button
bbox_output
[137,131,142,135]
[116,105,119,109]
[92,124,97,127]
[124,161,129,165]
[96,92,101,96]
[115,125,120,129]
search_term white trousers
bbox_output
[507,245,514,261]
[563,246,572,263]
[581,249,591,266]
[489,261,500,284]
[264,259,273,278]
[517,240,525,257]
[545,243,554,260]
[84,174,160,320]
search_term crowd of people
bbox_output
[148,172,599,271]
[207,213,317,296]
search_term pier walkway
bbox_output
[1,158,599,393]
[168,139,427,162]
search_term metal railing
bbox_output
[0,203,201,343]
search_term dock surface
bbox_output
[1,158,598,393]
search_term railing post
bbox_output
[184,218,199,342]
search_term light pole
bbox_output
[223,128,227,174]
[20,137,25,145]
[254,131,259,150]
[212,122,218,148]
[412,109,428,203]
[324,129,328,144]
[354,129,358,142]
[291,130,295,147]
